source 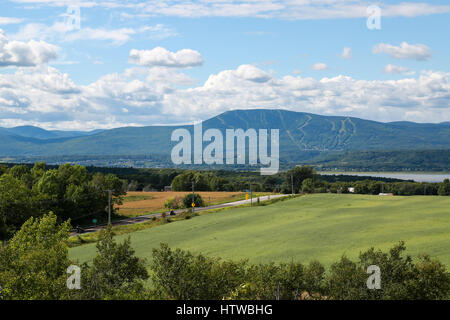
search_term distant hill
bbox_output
[1,126,103,140]
[0,110,449,167]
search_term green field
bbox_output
[70,194,450,269]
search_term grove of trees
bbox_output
[0,163,125,240]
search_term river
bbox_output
[319,172,450,183]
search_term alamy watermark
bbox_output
[366,265,381,289]
[171,122,279,175]
[65,5,81,31]
[367,5,381,30]
[67,265,81,290]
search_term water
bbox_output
[320,172,450,183]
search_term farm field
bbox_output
[71,194,450,270]
[117,191,269,217]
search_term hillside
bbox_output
[1,110,449,165]
[70,194,450,268]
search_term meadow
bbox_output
[70,194,450,269]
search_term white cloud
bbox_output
[0,29,58,67]
[340,47,352,59]
[136,1,450,20]
[383,64,414,75]
[12,22,176,45]
[0,62,449,130]
[311,63,328,71]
[373,42,431,61]
[65,27,136,45]
[0,17,24,25]
[11,0,450,19]
[235,64,271,83]
[129,47,203,68]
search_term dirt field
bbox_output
[117,191,247,216]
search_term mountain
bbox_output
[1,126,103,140]
[0,110,449,163]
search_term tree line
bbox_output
[0,163,125,241]
[169,166,450,196]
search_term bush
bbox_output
[150,243,247,299]
[438,179,450,196]
[182,193,205,209]
[164,196,183,210]
[302,178,314,193]
[150,242,450,300]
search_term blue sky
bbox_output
[0,0,449,130]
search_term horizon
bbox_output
[2,108,450,132]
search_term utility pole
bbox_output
[105,190,112,226]
[249,183,253,206]
[192,180,195,214]
[291,173,294,195]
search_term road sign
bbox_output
[191,202,195,207]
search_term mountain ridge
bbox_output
[0,109,449,159]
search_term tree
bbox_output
[150,243,246,300]
[171,171,213,191]
[76,227,149,299]
[0,174,33,240]
[302,178,314,193]
[438,179,450,196]
[0,164,8,177]
[182,193,205,209]
[0,213,71,300]
[284,166,316,194]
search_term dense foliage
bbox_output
[0,214,149,300]
[151,242,450,300]
[0,163,125,240]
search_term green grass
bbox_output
[70,194,450,270]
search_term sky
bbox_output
[0,0,449,130]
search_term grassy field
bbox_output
[117,191,269,217]
[71,194,450,269]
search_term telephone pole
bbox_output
[192,180,195,214]
[291,173,294,195]
[105,190,112,226]
[249,182,253,206]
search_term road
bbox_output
[71,194,289,236]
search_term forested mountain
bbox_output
[1,109,449,168]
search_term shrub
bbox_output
[164,196,183,210]
[182,193,205,209]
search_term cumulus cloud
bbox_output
[383,64,414,75]
[235,64,271,83]
[1,62,449,130]
[0,29,58,67]
[373,42,431,61]
[311,63,328,71]
[129,47,203,68]
[340,47,352,59]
